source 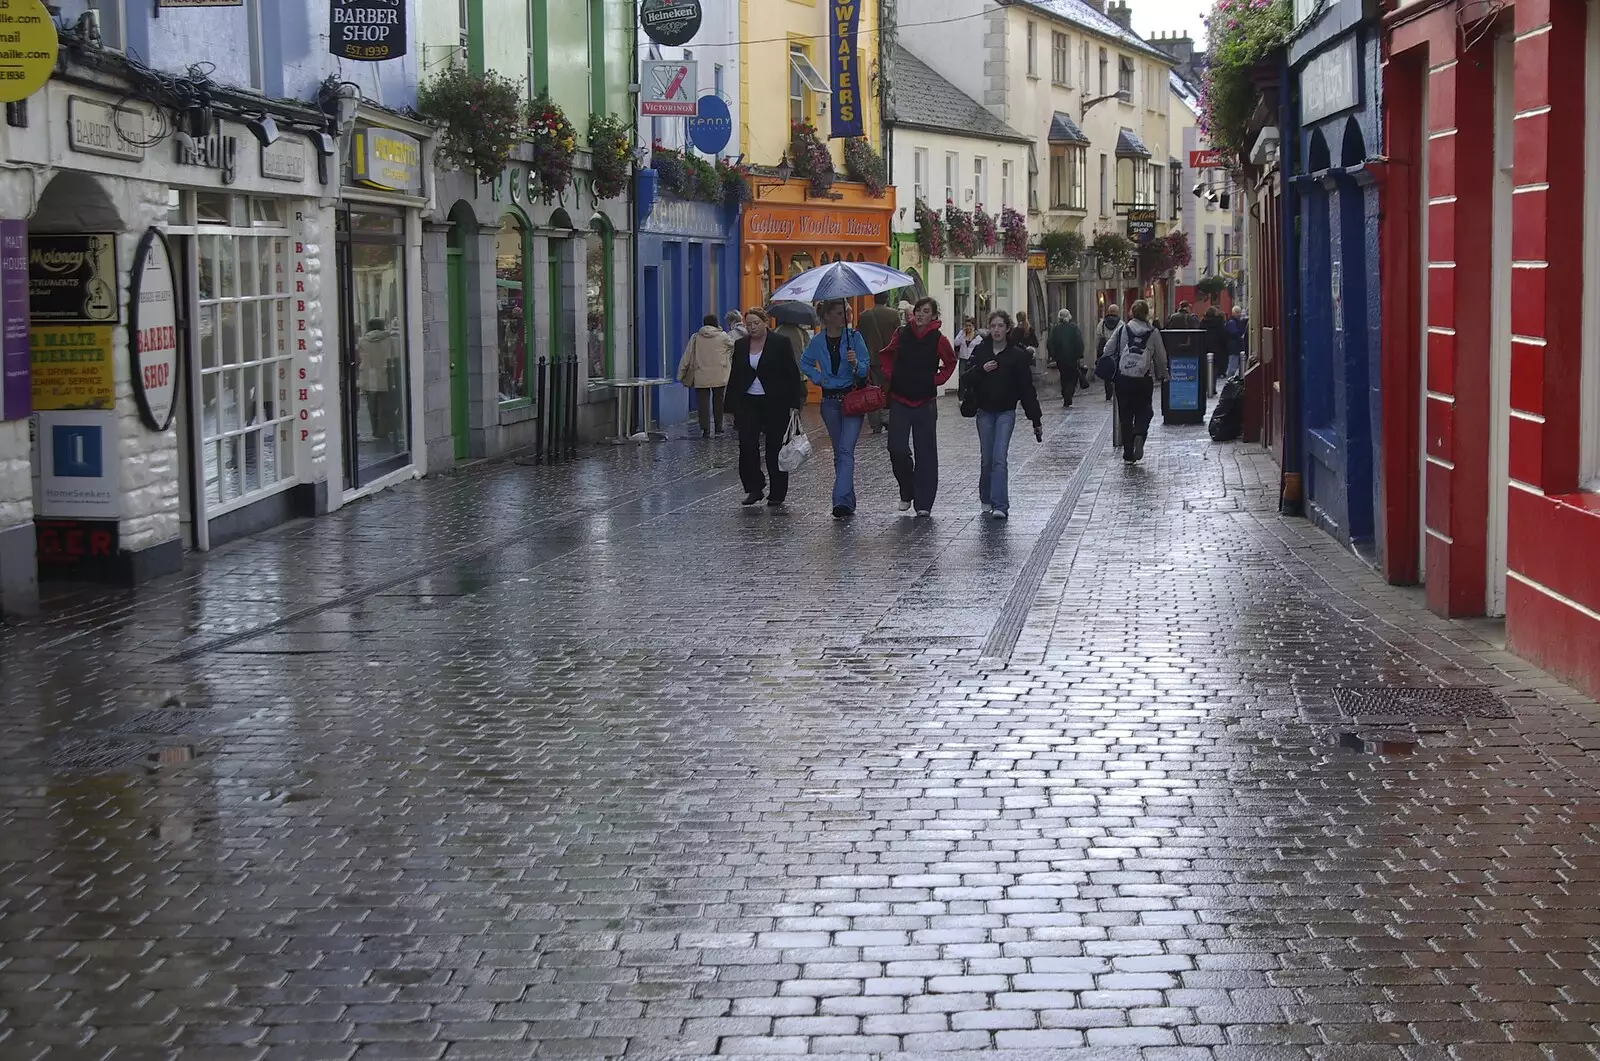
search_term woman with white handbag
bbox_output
[726,307,805,508]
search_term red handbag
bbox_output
[842,383,886,417]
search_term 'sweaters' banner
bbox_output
[829,1,863,139]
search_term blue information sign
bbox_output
[1167,353,1201,411]
[686,94,732,155]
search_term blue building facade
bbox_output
[1287,0,1383,552]
[634,170,741,427]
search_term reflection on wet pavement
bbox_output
[5,397,1600,1059]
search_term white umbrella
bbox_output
[769,260,917,303]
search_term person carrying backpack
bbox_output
[1105,299,1169,464]
[1094,304,1121,402]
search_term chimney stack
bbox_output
[1082,0,1105,12]
[1106,1,1134,28]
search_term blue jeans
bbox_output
[819,398,864,510]
[975,408,1016,512]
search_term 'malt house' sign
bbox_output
[330,0,407,62]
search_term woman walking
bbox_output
[1095,304,1122,401]
[966,311,1043,519]
[952,316,980,382]
[799,299,873,519]
[879,296,957,516]
[676,314,735,438]
[1105,299,1168,464]
[726,308,805,506]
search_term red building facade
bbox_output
[1382,0,1600,696]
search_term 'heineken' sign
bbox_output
[641,0,702,47]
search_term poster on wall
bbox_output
[30,326,115,411]
[1,221,28,421]
[36,410,119,520]
[129,228,180,431]
[29,234,119,323]
[828,0,864,138]
[330,0,407,62]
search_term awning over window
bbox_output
[1116,127,1151,158]
[1048,111,1089,145]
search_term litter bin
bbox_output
[1160,329,1208,425]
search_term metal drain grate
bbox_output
[114,709,217,736]
[1335,686,1513,721]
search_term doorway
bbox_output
[335,205,412,490]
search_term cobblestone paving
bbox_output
[5,393,1600,1061]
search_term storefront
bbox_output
[335,109,432,501]
[741,177,896,319]
[431,146,628,460]
[634,172,740,426]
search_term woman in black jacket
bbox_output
[1200,306,1229,396]
[726,307,805,507]
[966,310,1043,520]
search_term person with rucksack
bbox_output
[1094,304,1122,402]
[1104,299,1169,464]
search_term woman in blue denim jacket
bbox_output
[799,299,873,519]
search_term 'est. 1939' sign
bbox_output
[330,0,407,62]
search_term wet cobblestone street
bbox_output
[6,397,1600,1061]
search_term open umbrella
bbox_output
[770,260,918,303]
[766,302,817,327]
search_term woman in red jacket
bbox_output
[878,297,957,516]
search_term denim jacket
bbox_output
[799,328,872,392]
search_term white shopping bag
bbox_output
[777,411,812,472]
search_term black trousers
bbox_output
[696,387,725,436]
[887,400,938,511]
[1114,374,1155,453]
[736,394,790,501]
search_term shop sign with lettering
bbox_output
[2,221,27,421]
[30,326,114,411]
[129,229,180,432]
[176,123,239,185]
[36,410,119,520]
[68,97,147,162]
[743,205,888,244]
[828,0,863,138]
[29,234,119,324]
[0,0,59,105]
[330,0,407,62]
[262,140,308,182]
[640,0,702,46]
[1301,36,1360,125]
[351,127,422,193]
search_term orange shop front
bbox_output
[740,180,896,319]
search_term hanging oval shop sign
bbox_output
[129,228,180,432]
[0,0,59,104]
[641,0,702,46]
[330,0,408,62]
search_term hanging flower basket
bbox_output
[915,198,945,259]
[973,207,999,253]
[1162,229,1193,269]
[1199,0,1291,164]
[945,201,978,258]
[1197,274,1232,298]
[589,113,631,201]
[1090,231,1135,271]
[1000,208,1028,260]
[716,157,751,208]
[1041,230,1086,271]
[789,121,835,196]
[843,137,887,197]
[415,66,524,178]
[527,92,577,203]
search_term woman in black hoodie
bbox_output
[965,310,1043,520]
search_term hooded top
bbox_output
[1107,318,1169,380]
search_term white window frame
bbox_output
[1099,48,1108,96]
[1026,21,1038,77]
[1001,160,1013,211]
[1099,152,1108,216]
[1584,0,1600,488]
[459,0,470,57]
[945,150,958,206]
[1119,56,1135,102]
[913,147,928,203]
[1052,32,1069,86]
[1080,40,1090,92]
[974,156,987,209]
[87,0,126,52]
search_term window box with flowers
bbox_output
[915,198,946,259]
[716,157,751,209]
[1000,208,1029,260]
[527,92,577,203]
[415,66,524,178]
[945,203,979,259]
[588,113,632,201]
[651,146,719,202]
[843,137,887,197]
[789,120,835,196]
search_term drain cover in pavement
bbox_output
[1335,686,1513,721]
[114,708,216,736]
[47,739,153,773]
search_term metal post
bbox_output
[535,353,548,464]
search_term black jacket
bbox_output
[1201,314,1229,357]
[727,331,804,414]
[966,338,1043,423]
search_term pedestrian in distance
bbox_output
[1011,310,1040,355]
[1045,308,1085,408]
[856,291,901,436]
[1105,299,1169,464]
[726,307,805,507]
[1095,303,1122,401]
[1201,304,1229,396]
[1224,303,1248,378]
[676,314,735,438]
[879,296,957,516]
[1165,300,1200,330]
[724,310,748,341]
[952,316,980,378]
[964,310,1044,520]
[799,299,873,520]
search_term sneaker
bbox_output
[742,492,764,506]
[1132,434,1146,461]
[981,503,993,515]
[832,505,852,519]
[915,509,931,518]
[898,498,913,511]
[992,509,1009,520]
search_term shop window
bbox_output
[586,222,612,382]
[194,196,295,511]
[340,206,411,485]
[497,214,532,404]
[996,265,1013,312]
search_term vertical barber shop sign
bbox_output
[129,228,180,431]
[829,0,864,138]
